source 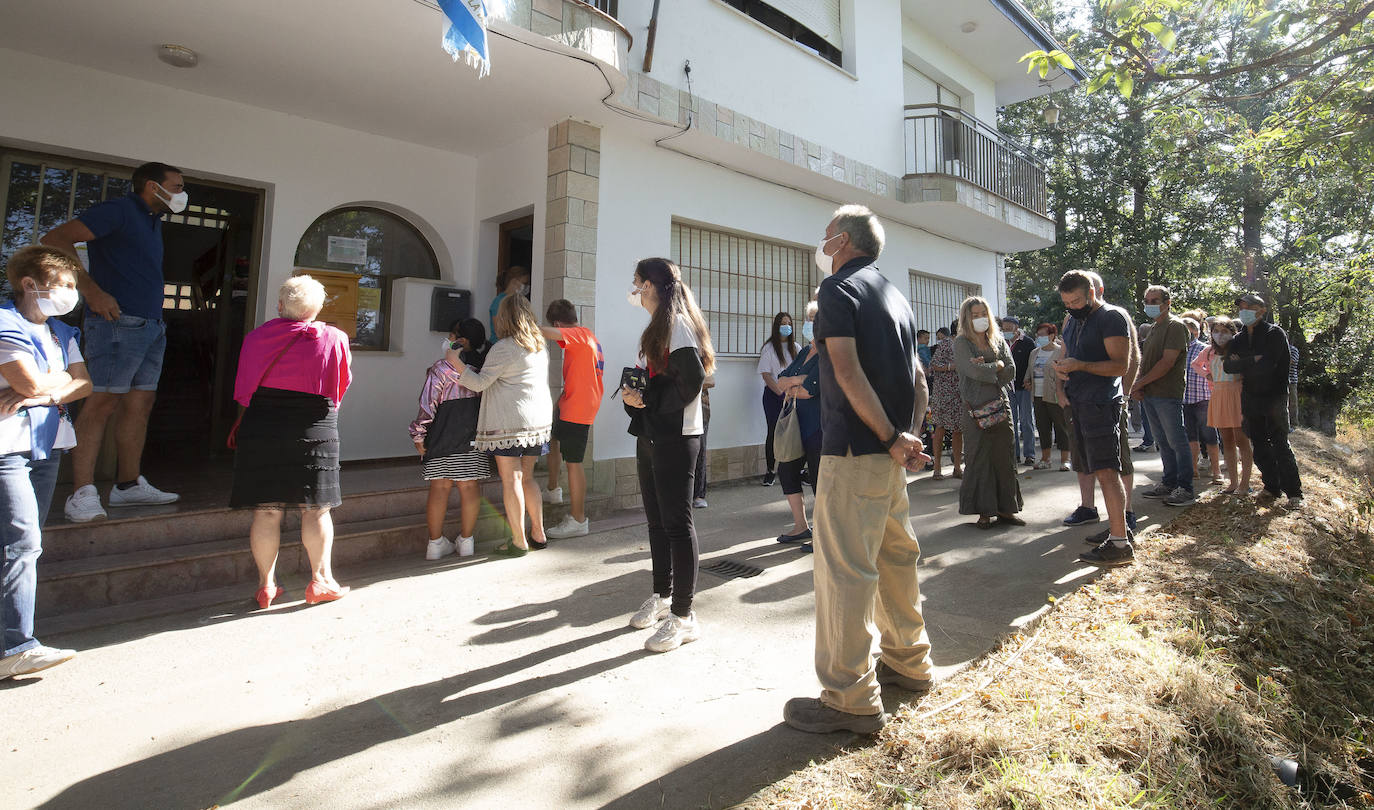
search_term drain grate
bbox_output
[700,559,765,580]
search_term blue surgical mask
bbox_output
[1143,304,1162,319]
[1035,335,1050,348]
[1238,309,1258,326]
[779,324,793,338]
[802,321,813,342]
[1001,331,1016,342]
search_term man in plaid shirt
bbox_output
[1183,318,1221,482]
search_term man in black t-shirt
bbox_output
[1054,270,1135,567]
[783,205,933,737]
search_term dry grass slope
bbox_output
[744,429,1374,809]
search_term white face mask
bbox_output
[519,283,531,297]
[627,284,643,308]
[155,182,189,214]
[441,337,458,354]
[814,234,841,275]
[972,317,991,334]
[34,285,80,318]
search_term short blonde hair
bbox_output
[280,275,327,321]
[5,245,80,298]
[804,300,819,320]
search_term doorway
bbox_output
[0,149,263,466]
[497,214,534,281]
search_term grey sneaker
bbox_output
[1078,539,1135,567]
[1141,483,1173,499]
[1285,496,1305,510]
[644,612,701,653]
[875,660,932,694]
[1164,487,1196,506]
[628,595,670,629]
[783,697,887,734]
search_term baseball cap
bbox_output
[1235,293,1267,307]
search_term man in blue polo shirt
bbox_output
[41,161,184,521]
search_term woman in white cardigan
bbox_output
[456,294,552,557]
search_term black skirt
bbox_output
[230,387,342,509]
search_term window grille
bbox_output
[671,221,815,357]
[908,270,981,335]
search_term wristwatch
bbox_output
[880,431,900,450]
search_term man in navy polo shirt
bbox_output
[41,161,184,521]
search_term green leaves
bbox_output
[1141,21,1176,51]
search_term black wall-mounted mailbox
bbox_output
[429,287,472,332]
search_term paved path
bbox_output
[6,451,1170,810]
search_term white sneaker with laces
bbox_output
[645,612,701,653]
[546,515,589,539]
[64,485,106,523]
[629,595,670,629]
[456,535,475,557]
[108,476,179,506]
[0,645,76,679]
[540,486,563,504]
[425,536,455,560]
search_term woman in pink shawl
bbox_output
[230,275,352,609]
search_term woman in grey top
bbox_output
[954,296,1024,528]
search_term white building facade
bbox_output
[0,0,1077,506]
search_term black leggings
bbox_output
[762,389,783,473]
[777,431,822,495]
[637,435,702,617]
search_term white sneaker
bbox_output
[693,498,708,508]
[546,515,589,539]
[108,476,179,506]
[540,487,563,504]
[456,535,475,557]
[425,536,455,560]
[629,595,670,629]
[0,645,76,679]
[645,612,701,653]
[64,485,106,523]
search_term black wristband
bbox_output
[880,431,900,450]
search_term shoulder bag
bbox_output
[773,391,805,463]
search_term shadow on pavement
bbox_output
[35,627,641,810]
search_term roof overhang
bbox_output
[902,0,1085,105]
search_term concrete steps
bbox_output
[36,479,613,625]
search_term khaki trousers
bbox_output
[812,451,932,715]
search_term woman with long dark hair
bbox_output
[621,257,715,653]
[756,311,798,485]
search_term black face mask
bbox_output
[1068,304,1094,320]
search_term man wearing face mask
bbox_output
[783,205,933,736]
[1130,285,1194,507]
[1223,294,1303,508]
[41,162,185,521]
[1002,316,1038,466]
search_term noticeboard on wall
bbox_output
[295,268,358,339]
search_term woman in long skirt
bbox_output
[954,297,1023,528]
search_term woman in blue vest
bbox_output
[0,246,93,679]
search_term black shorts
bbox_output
[552,419,591,463]
[1069,401,1132,474]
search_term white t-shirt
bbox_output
[1032,350,1052,398]
[672,317,705,436]
[756,343,796,381]
[0,333,82,454]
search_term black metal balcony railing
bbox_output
[903,104,1048,216]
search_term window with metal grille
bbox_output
[908,270,981,335]
[671,221,814,357]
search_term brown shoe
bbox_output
[783,697,886,734]
[875,660,932,694]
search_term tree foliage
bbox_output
[1007,0,1374,429]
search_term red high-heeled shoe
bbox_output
[305,581,350,604]
[255,585,285,609]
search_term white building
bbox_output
[0,0,1078,507]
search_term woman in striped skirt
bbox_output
[410,318,493,560]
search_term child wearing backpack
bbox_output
[410,318,492,559]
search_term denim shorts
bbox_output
[83,315,166,393]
